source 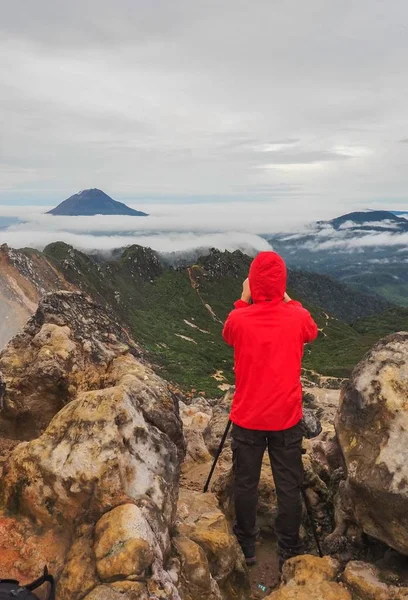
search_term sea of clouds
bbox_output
[0,201,304,255]
[0,203,407,257]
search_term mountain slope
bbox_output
[47,188,148,216]
[2,242,408,392]
[42,244,408,386]
[287,270,391,323]
[0,244,74,348]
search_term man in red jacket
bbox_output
[223,251,318,568]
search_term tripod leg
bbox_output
[203,419,232,493]
[301,487,323,557]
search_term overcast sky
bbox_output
[1,0,408,218]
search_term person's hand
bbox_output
[241,278,251,303]
[283,292,292,303]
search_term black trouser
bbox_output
[231,421,304,559]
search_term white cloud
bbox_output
[301,231,408,251]
[338,219,401,230]
[0,203,277,253]
[0,200,323,237]
[1,202,407,256]
[0,228,271,255]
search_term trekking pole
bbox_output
[301,485,323,558]
[203,419,232,493]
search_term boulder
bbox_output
[307,430,344,484]
[336,332,408,555]
[343,561,408,600]
[180,400,213,465]
[1,377,180,529]
[94,504,155,580]
[176,489,249,599]
[202,390,233,456]
[173,536,222,600]
[301,408,322,439]
[265,555,352,600]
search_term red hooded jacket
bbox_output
[223,252,318,431]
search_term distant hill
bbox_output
[325,210,408,232]
[47,189,148,217]
[268,209,408,306]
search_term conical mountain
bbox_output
[47,189,148,216]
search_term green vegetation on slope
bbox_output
[353,307,408,338]
[287,270,392,323]
[40,243,408,394]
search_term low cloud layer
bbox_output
[301,231,408,251]
[0,203,277,254]
[1,204,407,256]
[296,217,408,252]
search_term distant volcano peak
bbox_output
[47,189,148,217]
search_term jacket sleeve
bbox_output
[222,315,234,346]
[287,300,319,344]
[301,309,319,343]
[233,299,250,310]
[222,300,249,346]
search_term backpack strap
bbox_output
[25,567,55,600]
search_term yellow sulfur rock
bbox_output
[265,555,352,600]
[94,504,155,580]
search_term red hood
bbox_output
[249,252,287,304]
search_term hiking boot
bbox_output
[233,524,258,566]
[245,555,257,566]
[241,544,256,566]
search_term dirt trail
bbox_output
[187,266,224,324]
[248,534,280,598]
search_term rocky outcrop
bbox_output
[343,561,408,600]
[0,292,186,598]
[175,490,248,600]
[0,290,146,441]
[336,332,408,556]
